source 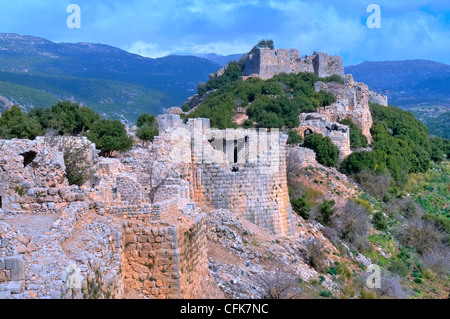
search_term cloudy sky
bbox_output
[0,0,449,65]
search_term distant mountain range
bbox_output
[0,33,221,122]
[1,33,449,125]
[346,60,450,107]
[193,53,245,67]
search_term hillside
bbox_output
[0,33,221,122]
[345,60,450,107]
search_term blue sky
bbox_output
[1,0,449,65]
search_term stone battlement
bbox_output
[242,48,345,80]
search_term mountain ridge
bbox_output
[0,33,221,122]
[345,59,450,106]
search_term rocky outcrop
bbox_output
[185,89,217,112]
[313,74,383,144]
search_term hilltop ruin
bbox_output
[0,47,389,299]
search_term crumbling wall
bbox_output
[122,211,220,299]
[313,74,383,144]
[297,113,351,161]
[0,256,24,299]
[287,147,318,169]
[243,48,344,80]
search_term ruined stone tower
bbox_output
[242,47,345,80]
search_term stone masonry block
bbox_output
[4,257,24,281]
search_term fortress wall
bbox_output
[298,115,352,161]
[314,76,376,144]
[243,48,344,80]
[287,146,318,169]
[121,213,218,299]
[192,130,294,236]
[313,52,345,78]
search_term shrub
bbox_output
[396,221,446,255]
[327,266,338,276]
[352,170,391,200]
[319,291,332,298]
[304,133,339,167]
[300,238,328,272]
[421,250,450,277]
[422,214,450,234]
[373,212,388,231]
[337,263,353,281]
[388,259,410,278]
[249,39,275,54]
[258,271,300,299]
[316,200,336,226]
[376,272,409,299]
[63,141,94,187]
[323,74,345,84]
[286,130,303,145]
[291,195,311,220]
[339,119,368,149]
[334,201,370,249]
[136,124,158,143]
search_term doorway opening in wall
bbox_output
[20,151,37,168]
[304,129,313,137]
[0,196,2,209]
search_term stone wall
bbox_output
[122,212,220,299]
[242,48,344,80]
[191,128,294,236]
[157,114,184,134]
[312,52,345,78]
[0,256,24,299]
[287,147,318,168]
[313,74,381,144]
[297,113,351,161]
[0,136,97,212]
[1,186,87,213]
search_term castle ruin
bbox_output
[243,48,345,80]
[0,114,294,299]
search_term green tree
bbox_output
[316,200,336,226]
[287,130,303,145]
[304,133,340,167]
[86,119,133,157]
[78,107,101,133]
[137,113,156,128]
[137,124,158,144]
[44,101,84,135]
[0,105,43,140]
[340,151,377,175]
[339,118,368,149]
